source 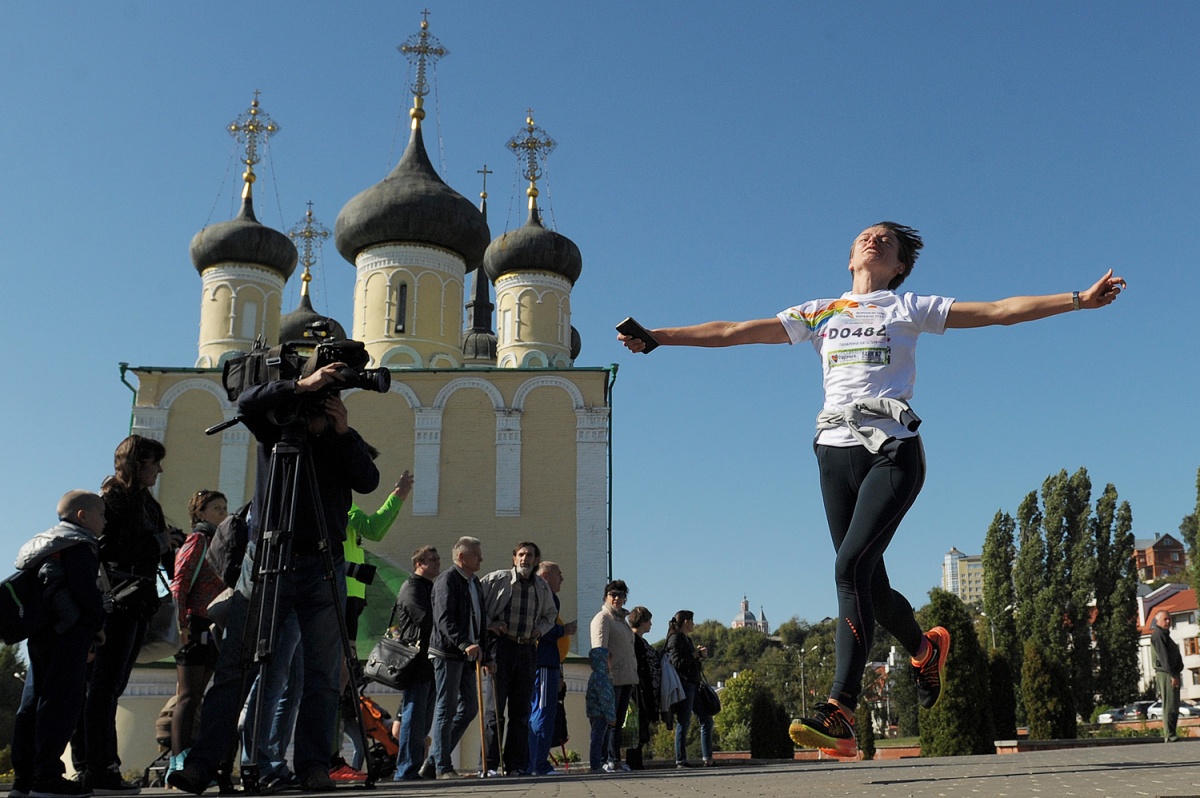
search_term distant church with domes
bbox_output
[731,595,769,634]
[127,15,609,653]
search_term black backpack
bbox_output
[205,502,251,589]
[0,568,49,644]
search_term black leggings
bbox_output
[816,437,927,709]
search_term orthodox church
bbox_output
[126,16,610,654]
[731,595,770,634]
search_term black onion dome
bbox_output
[335,126,490,269]
[569,326,581,361]
[190,195,297,278]
[278,292,348,345]
[483,207,582,285]
[461,329,498,361]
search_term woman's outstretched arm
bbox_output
[618,317,789,352]
[946,269,1126,329]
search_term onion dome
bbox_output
[483,206,582,284]
[190,189,297,278]
[279,272,347,344]
[569,326,581,360]
[461,327,498,361]
[334,125,490,269]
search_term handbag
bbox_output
[137,570,180,664]
[363,603,422,689]
[696,666,721,716]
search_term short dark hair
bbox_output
[412,545,438,569]
[513,541,541,559]
[605,579,629,597]
[627,606,652,628]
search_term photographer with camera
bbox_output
[73,435,183,796]
[170,362,380,795]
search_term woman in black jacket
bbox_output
[75,435,184,792]
[665,610,713,767]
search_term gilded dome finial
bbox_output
[227,91,279,200]
[506,109,556,213]
[288,202,331,298]
[398,10,448,130]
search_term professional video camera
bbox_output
[221,320,391,405]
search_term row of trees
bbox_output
[654,465,1200,757]
[982,467,1140,737]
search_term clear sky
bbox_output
[1,2,1197,631]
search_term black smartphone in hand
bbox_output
[616,317,659,353]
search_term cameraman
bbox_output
[171,363,379,794]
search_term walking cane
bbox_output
[476,661,488,777]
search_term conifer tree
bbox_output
[982,511,1018,656]
[1100,499,1139,705]
[988,649,1018,739]
[917,590,994,756]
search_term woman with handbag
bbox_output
[665,610,714,768]
[74,435,184,794]
[166,490,228,781]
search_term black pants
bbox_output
[816,437,926,709]
[483,637,535,773]
[71,608,147,774]
[14,626,92,781]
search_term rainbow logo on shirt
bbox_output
[788,300,861,332]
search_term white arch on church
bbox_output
[150,378,251,507]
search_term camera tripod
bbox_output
[237,421,377,792]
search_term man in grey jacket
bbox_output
[479,542,557,775]
[1151,609,1185,742]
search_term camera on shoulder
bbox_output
[221,321,391,407]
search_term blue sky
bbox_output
[1,2,1197,631]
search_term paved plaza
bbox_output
[131,739,1199,798]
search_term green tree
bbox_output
[1091,485,1138,707]
[987,649,1018,739]
[916,590,994,756]
[855,699,876,760]
[1184,466,1200,597]
[889,663,918,737]
[1021,640,1074,739]
[981,510,1019,715]
[1011,490,1043,724]
[713,671,753,751]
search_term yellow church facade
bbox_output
[109,16,609,774]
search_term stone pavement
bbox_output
[140,739,1200,798]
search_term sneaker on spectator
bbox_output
[789,702,858,758]
[328,763,365,782]
[82,771,139,797]
[417,761,436,781]
[912,626,951,710]
[435,769,459,780]
[9,776,32,798]
[601,762,618,774]
[29,777,92,798]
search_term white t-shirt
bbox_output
[777,290,955,447]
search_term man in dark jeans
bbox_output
[390,546,441,780]
[170,363,379,794]
[424,537,487,779]
[1151,609,1185,742]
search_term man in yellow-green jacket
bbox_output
[344,469,413,640]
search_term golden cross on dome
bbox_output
[507,110,556,190]
[227,92,279,177]
[288,202,331,278]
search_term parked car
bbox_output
[1099,701,1152,723]
[1147,699,1199,719]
